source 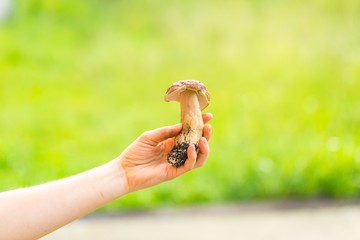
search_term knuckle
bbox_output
[141,130,152,139]
[197,161,205,167]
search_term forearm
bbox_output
[0,160,128,240]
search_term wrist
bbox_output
[101,159,129,199]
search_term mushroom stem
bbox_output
[168,91,203,167]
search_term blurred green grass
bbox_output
[1,0,360,210]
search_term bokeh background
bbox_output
[1,0,360,211]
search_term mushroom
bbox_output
[164,80,210,167]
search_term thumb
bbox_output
[142,123,182,144]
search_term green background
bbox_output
[1,0,360,211]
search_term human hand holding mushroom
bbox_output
[117,114,212,192]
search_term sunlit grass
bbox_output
[1,0,360,210]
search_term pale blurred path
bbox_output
[42,200,360,240]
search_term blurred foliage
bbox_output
[1,0,360,210]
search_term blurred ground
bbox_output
[42,200,360,240]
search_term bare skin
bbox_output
[0,113,212,240]
[121,113,212,192]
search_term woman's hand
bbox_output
[117,113,213,192]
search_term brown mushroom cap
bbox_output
[164,80,210,110]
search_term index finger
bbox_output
[202,113,213,125]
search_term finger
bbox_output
[143,123,182,144]
[202,113,213,124]
[194,137,209,168]
[184,144,197,170]
[203,124,212,142]
[175,144,197,174]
